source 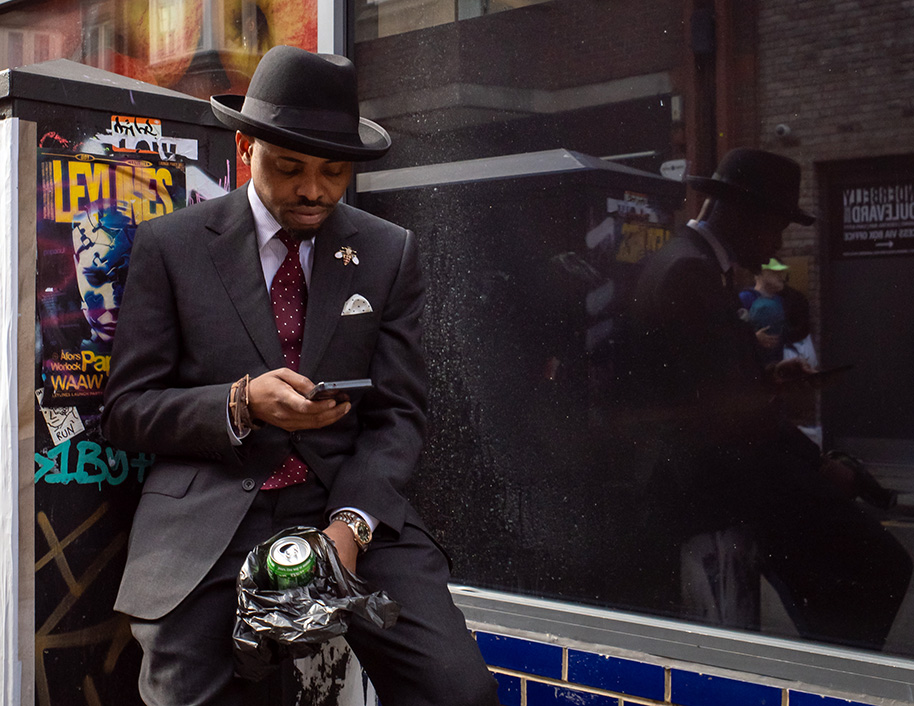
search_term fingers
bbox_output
[772,357,817,386]
[248,369,352,431]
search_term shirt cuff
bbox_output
[330,507,378,533]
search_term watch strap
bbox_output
[331,510,372,551]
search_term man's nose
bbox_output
[295,172,323,202]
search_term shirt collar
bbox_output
[246,181,283,250]
[687,218,734,273]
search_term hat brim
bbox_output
[687,175,816,226]
[211,94,391,162]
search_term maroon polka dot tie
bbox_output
[262,229,310,490]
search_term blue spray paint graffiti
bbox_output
[35,439,154,487]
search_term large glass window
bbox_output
[352,0,914,659]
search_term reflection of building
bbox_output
[355,0,549,40]
[0,25,63,68]
[0,0,317,97]
[149,0,190,65]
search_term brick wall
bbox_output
[753,0,914,318]
[356,0,684,97]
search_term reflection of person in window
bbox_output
[70,201,134,353]
[739,258,789,366]
[628,148,911,650]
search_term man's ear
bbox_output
[236,132,254,165]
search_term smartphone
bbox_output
[305,378,374,401]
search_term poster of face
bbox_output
[36,150,187,408]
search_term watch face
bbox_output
[356,524,371,544]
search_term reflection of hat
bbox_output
[687,148,816,225]
[762,258,789,271]
[211,45,391,161]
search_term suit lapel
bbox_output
[301,205,358,374]
[206,187,284,369]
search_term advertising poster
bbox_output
[37,149,186,408]
[836,180,914,257]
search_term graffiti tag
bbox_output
[35,439,154,487]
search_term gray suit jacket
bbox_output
[102,185,428,620]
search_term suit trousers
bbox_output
[129,479,499,706]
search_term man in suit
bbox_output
[627,148,911,649]
[102,46,499,706]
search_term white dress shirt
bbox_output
[229,182,376,530]
[248,181,315,289]
[687,218,733,273]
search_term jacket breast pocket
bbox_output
[336,312,379,335]
[141,461,199,499]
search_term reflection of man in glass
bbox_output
[70,200,135,352]
[628,148,911,650]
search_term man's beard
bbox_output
[281,199,336,241]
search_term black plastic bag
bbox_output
[233,526,400,681]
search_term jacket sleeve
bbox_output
[101,219,240,464]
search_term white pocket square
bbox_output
[342,294,373,316]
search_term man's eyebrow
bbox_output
[275,155,345,167]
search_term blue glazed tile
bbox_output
[568,650,665,700]
[671,670,781,706]
[492,672,522,706]
[527,681,619,706]
[475,633,563,679]
[790,692,876,706]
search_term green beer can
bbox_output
[266,536,316,590]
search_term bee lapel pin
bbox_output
[335,246,359,266]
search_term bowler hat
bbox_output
[211,45,390,161]
[687,148,815,225]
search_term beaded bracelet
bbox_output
[229,374,262,435]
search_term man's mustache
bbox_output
[293,198,333,209]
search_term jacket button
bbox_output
[242,478,257,492]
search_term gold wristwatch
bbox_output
[331,510,372,552]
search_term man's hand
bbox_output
[324,520,359,574]
[755,326,780,349]
[248,368,350,431]
[771,356,817,386]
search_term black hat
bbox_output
[211,45,390,162]
[687,148,815,225]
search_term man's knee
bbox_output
[457,670,500,706]
[416,666,500,706]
